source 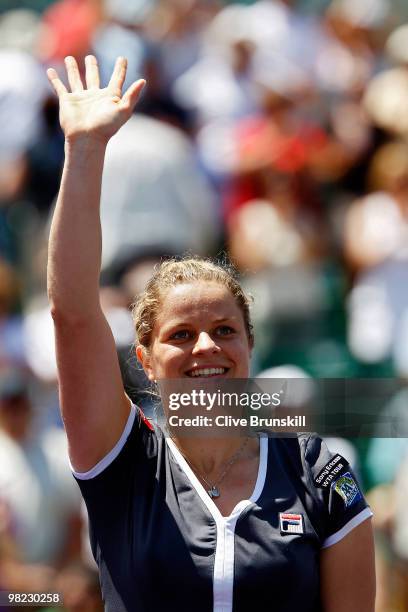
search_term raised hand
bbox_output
[47,55,145,144]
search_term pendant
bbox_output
[208,486,220,499]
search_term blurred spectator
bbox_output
[97,114,220,272]
[224,70,328,269]
[364,66,408,137]
[0,47,54,281]
[345,145,408,372]
[172,3,259,124]
[0,9,44,55]
[344,141,408,272]
[317,0,389,97]
[0,50,48,202]
[386,22,408,65]
[147,0,219,91]
[347,258,408,370]
[39,0,101,66]
[0,367,82,567]
[364,18,408,138]
[0,258,24,368]
[92,0,157,92]
[22,284,153,411]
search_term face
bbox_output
[137,282,252,381]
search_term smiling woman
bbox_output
[133,257,254,353]
[46,56,376,612]
[133,261,253,381]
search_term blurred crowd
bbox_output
[1,0,408,610]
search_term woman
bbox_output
[47,56,375,612]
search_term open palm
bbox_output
[47,55,145,143]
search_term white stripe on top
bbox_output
[321,506,373,548]
[167,435,268,612]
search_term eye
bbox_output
[215,325,235,336]
[169,329,191,340]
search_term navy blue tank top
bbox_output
[74,405,372,612]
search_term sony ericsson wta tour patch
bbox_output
[332,472,362,508]
[279,513,304,535]
[314,454,349,490]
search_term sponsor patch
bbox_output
[314,454,349,489]
[279,513,304,535]
[332,472,362,508]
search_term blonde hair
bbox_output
[132,256,254,349]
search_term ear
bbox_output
[136,345,155,381]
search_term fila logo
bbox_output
[279,513,304,535]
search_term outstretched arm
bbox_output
[47,56,145,471]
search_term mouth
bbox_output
[185,367,230,378]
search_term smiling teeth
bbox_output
[190,368,226,377]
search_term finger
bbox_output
[46,68,68,98]
[85,55,100,89]
[64,56,84,92]
[120,79,146,114]
[108,57,127,95]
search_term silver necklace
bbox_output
[179,437,250,499]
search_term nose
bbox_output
[192,332,220,354]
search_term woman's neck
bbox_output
[171,435,259,478]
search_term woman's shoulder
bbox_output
[268,433,372,546]
[72,404,161,482]
[268,432,351,486]
[266,431,320,458]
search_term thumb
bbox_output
[120,79,146,114]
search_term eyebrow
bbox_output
[160,317,238,335]
[210,317,237,324]
[170,317,237,327]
